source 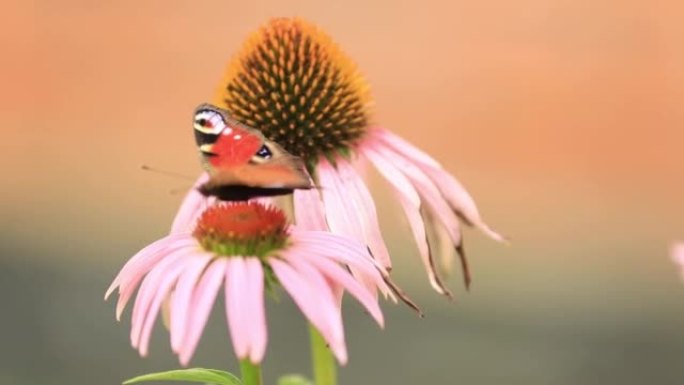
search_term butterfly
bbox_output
[192,103,313,201]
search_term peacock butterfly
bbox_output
[192,103,313,201]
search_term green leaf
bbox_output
[123,368,242,385]
[277,374,313,385]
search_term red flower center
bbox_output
[193,202,289,257]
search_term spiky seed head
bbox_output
[214,18,372,163]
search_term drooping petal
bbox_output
[371,128,504,242]
[369,127,442,169]
[170,173,214,234]
[178,259,227,366]
[360,146,449,295]
[115,238,198,320]
[359,145,420,207]
[106,234,191,300]
[371,143,464,293]
[137,255,193,356]
[317,157,391,269]
[225,258,249,360]
[170,253,213,352]
[371,143,462,243]
[423,208,457,275]
[286,248,384,327]
[291,231,393,298]
[244,258,267,363]
[293,188,329,231]
[130,248,192,348]
[270,258,348,364]
[672,242,684,277]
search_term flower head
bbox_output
[214,17,371,162]
[178,17,503,301]
[106,202,390,365]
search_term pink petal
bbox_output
[371,143,462,246]
[286,248,384,327]
[359,145,420,207]
[115,238,197,320]
[367,143,463,294]
[368,128,441,169]
[170,173,214,234]
[279,256,345,343]
[316,160,363,240]
[137,255,192,356]
[372,128,504,242]
[270,258,348,364]
[170,253,213,352]
[225,258,249,360]
[106,233,189,300]
[244,258,267,363]
[672,242,684,268]
[293,188,329,231]
[424,210,457,274]
[130,248,190,348]
[291,231,393,298]
[178,258,227,366]
[361,146,447,294]
[317,157,391,269]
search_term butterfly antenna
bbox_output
[140,164,196,181]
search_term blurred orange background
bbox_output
[2,1,683,384]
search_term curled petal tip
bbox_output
[479,224,508,244]
[104,285,117,301]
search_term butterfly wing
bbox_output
[192,104,313,200]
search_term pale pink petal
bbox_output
[279,256,345,344]
[137,255,193,356]
[671,242,684,276]
[424,209,457,274]
[225,258,249,360]
[372,144,465,292]
[170,253,213,352]
[372,128,504,242]
[285,248,384,327]
[106,233,190,300]
[317,160,363,240]
[293,188,329,231]
[371,143,462,247]
[178,259,227,365]
[170,173,214,234]
[359,145,420,207]
[244,258,267,363]
[270,258,348,364]
[424,167,504,242]
[317,157,391,269]
[360,146,448,294]
[130,248,191,347]
[368,127,442,169]
[115,238,198,320]
[290,231,393,298]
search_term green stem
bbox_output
[240,359,263,385]
[309,324,337,385]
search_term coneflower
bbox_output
[176,17,503,297]
[107,201,390,366]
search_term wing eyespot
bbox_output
[250,144,273,164]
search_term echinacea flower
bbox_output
[177,17,503,298]
[672,242,684,277]
[106,201,391,365]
